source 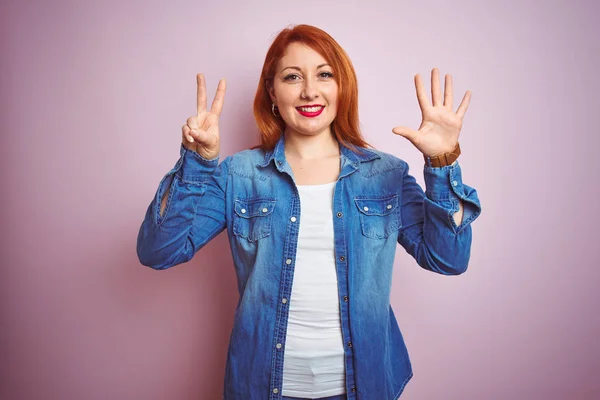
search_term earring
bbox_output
[271,103,280,117]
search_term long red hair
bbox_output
[252,24,372,153]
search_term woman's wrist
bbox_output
[423,142,461,167]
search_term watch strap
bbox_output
[424,142,461,167]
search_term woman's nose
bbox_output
[302,78,319,100]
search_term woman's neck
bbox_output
[283,129,340,160]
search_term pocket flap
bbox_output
[234,198,276,218]
[354,194,399,216]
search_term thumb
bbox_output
[392,126,419,144]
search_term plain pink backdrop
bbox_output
[2,0,599,399]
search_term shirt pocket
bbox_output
[354,193,402,239]
[233,197,276,242]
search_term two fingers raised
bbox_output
[183,73,227,144]
[197,73,227,117]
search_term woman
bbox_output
[137,24,481,400]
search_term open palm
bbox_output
[392,68,471,157]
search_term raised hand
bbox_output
[392,68,471,157]
[181,73,227,160]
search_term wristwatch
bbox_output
[424,142,461,167]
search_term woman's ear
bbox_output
[266,81,276,104]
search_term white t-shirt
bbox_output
[282,180,346,398]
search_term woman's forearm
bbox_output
[452,199,464,226]
[160,183,171,217]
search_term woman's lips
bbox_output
[296,106,324,117]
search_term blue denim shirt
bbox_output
[137,135,482,400]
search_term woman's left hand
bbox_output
[392,68,471,157]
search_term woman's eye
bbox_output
[284,72,333,81]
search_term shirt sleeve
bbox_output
[397,160,482,275]
[136,144,230,270]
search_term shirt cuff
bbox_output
[423,160,465,201]
[178,144,220,184]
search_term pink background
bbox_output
[2,0,599,399]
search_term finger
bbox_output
[456,90,471,118]
[210,78,227,116]
[414,73,430,111]
[197,73,207,116]
[431,68,442,107]
[186,116,199,130]
[444,74,453,110]
[182,124,194,143]
[190,127,210,144]
[392,126,419,145]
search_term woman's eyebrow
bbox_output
[280,64,331,73]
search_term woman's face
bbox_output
[269,42,339,138]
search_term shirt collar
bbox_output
[257,134,380,170]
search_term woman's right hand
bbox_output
[181,73,227,160]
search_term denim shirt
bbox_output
[136,135,482,400]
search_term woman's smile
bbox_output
[296,105,325,117]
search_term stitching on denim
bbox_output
[359,162,402,178]
[354,193,399,201]
[268,190,300,399]
[154,175,168,225]
[358,214,401,239]
[354,194,401,239]
[179,148,219,185]
[447,197,462,234]
[393,371,413,399]
[335,181,359,400]
[231,149,272,180]
[354,195,399,216]
[232,198,276,241]
[455,209,480,235]
[453,195,482,234]
[426,191,457,201]
[398,228,419,247]
[157,175,179,226]
[230,165,272,180]
[180,174,213,185]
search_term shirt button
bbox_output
[276,343,282,349]
[277,160,282,165]
[273,388,279,394]
[285,259,292,265]
[363,206,369,212]
[240,208,246,214]
[452,180,458,186]
[386,204,392,209]
[339,256,345,262]
[348,341,353,348]
[282,298,288,304]
[352,387,356,393]
[262,207,268,213]
[291,216,297,222]
[343,296,348,302]
[337,212,343,218]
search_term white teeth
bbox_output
[299,106,323,112]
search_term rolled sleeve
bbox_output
[153,145,220,226]
[397,159,482,275]
[179,144,220,184]
[423,161,482,233]
[137,144,227,269]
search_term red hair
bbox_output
[252,24,372,153]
